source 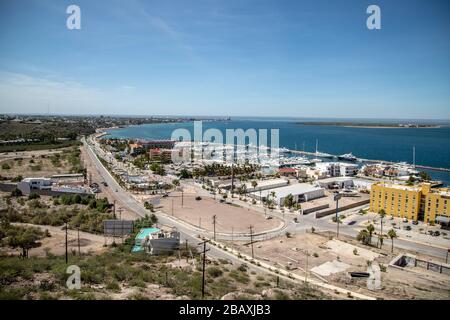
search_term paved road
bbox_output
[84,137,449,262]
[83,138,258,263]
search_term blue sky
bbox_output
[0,0,449,119]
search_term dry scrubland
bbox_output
[0,239,332,300]
[0,146,83,179]
[231,231,450,300]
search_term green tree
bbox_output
[172,179,180,187]
[378,209,386,249]
[11,188,22,197]
[419,171,431,181]
[283,194,295,209]
[387,229,397,253]
[367,224,375,245]
[2,225,44,258]
[357,229,370,245]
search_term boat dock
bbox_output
[287,150,450,173]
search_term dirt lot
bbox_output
[0,147,77,179]
[231,231,450,300]
[301,190,370,212]
[159,189,283,234]
[1,223,106,257]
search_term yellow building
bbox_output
[370,182,450,224]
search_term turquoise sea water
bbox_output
[104,119,450,186]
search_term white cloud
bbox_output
[0,71,108,114]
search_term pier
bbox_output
[287,150,450,173]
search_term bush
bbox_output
[195,196,202,201]
[1,163,11,170]
[11,188,22,197]
[207,267,223,278]
[28,193,40,200]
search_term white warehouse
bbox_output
[250,183,325,207]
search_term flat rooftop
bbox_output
[376,183,421,192]
[245,178,288,189]
[254,183,323,198]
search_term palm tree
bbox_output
[378,209,386,249]
[387,229,397,253]
[367,224,375,245]
[357,229,370,245]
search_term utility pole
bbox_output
[113,200,116,219]
[65,222,68,264]
[171,198,174,216]
[231,164,235,198]
[77,227,81,256]
[185,239,189,263]
[117,207,123,221]
[305,250,309,284]
[212,215,217,241]
[334,194,342,238]
[198,240,210,299]
[249,225,255,259]
[181,189,184,207]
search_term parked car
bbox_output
[428,230,434,235]
[412,221,419,225]
[433,231,440,237]
[404,226,411,231]
[102,181,108,187]
[347,221,357,226]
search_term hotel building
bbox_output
[370,182,450,224]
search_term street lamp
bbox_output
[334,193,342,238]
[447,248,450,264]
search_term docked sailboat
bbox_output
[314,139,334,158]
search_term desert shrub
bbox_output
[207,267,223,278]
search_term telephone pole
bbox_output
[249,225,255,259]
[117,207,123,221]
[113,200,116,219]
[77,227,81,256]
[231,164,235,198]
[198,240,210,299]
[334,194,342,238]
[212,215,217,241]
[65,222,68,264]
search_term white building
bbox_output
[244,178,289,193]
[250,183,325,206]
[17,177,52,194]
[315,162,359,177]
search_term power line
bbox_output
[212,215,217,241]
[249,225,255,259]
[198,240,210,299]
[65,222,68,264]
